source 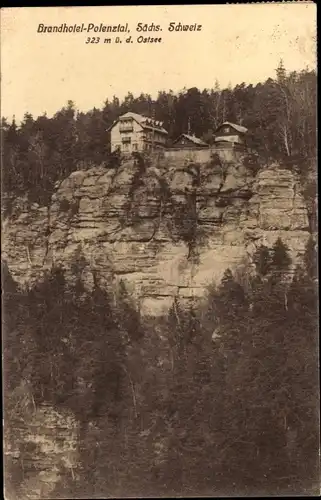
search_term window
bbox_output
[133,143,138,151]
[119,119,134,133]
[122,136,131,143]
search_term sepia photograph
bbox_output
[1,3,319,498]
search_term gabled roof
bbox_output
[215,121,248,134]
[120,111,146,123]
[173,133,208,147]
[107,111,168,134]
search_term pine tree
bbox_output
[114,280,144,343]
[303,235,317,281]
[276,58,286,84]
[283,256,319,492]
[252,244,271,276]
[217,268,247,320]
[270,237,292,274]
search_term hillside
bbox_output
[2,153,312,314]
[2,63,318,499]
[2,64,317,207]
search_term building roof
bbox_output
[215,121,248,134]
[173,133,208,147]
[107,111,168,134]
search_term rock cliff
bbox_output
[4,400,79,500]
[2,156,311,315]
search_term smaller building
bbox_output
[171,133,209,149]
[213,122,248,149]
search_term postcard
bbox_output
[1,4,318,499]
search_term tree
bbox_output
[303,235,317,281]
[114,280,144,343]
[270,237,292,275]
[2,68,316,209]
[216,268,247,320]
[276,58,286,84]
[252,244,271,277]
[209,251,318,494]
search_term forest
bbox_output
[2,61,319,497]
[2,61,317,206]
[3,237,319,497]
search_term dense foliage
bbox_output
[2,62,316,206]
[3,236,319,497]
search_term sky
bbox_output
[1,4,317,122]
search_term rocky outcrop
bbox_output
[4,400,79,499]
[2,157,311,315]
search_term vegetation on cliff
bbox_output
[3,236,319,497]
[2,61,316,209]
[2,58,318,498]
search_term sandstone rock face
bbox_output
[4,401,79,499]
[2,158,311,315]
